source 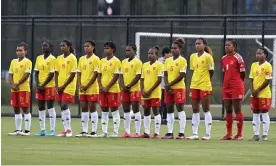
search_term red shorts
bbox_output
[223,87,244,100]
[189,89,212,100]
[79,94,99,102]
[142,98,161,107]
[56,92,75,103]
[250,97,271,111]
[99,92,120,108]
[121,91,141,102]
[10,91,30,108]
[35,87,56,101]
[165,88,186,104]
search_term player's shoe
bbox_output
[131,133,141,138]
[232,135,243,140]
[8,130,23,136]
[110,132,118,138]
[161,133,174,139]
[220,135,232,140]
[152,133,161,139]
[34,130,46,136]
[75,132,88,137]
[262,135,268,141]
[87,132,97,138]
[186,134,199,140]
[45,130,56,136]
[139,133,151,138]
[120,132,131,138]
[65,129,73,137]
[175,133,185,140]
[201,134,211,140]
[97,132,108,138]
[21,130,31,136]
[249,135,260,141]
[57,131,66,137]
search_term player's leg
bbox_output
[161,90,174,139]
[121,101,132,137]
[60,100,72,137]
[89,101,98,137]
[260,98,271,141]
[34,100,46,136]
[46,100,56,136]
[20,91,31,136]
[187,89,200,140]
[250,97,260,141]
[160,89,167,124]
[76,99,89,137]
[152,100,161,139]
[131,101,141,137]
[232,99,244,140]
[9,106,23,136]
[201,93,212,140]
[139,101,151,138]
[174,89,186,140]
[221,99,233,140]
[98,92,109,137]
[109,93,121,137]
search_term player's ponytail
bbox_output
[197,38,213,56]
[152,45,160,56]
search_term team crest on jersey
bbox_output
[175,63,178,66]
[230,61,234,64]
[153,67,156,70]
[110,63,112,66]
[89,61,92,65]
[201,60,204,64]
[62,64,65,68]
[47,62,50,65]
[147,70,150,74]
[67,61,70,64]
[261,68,264,71]
[131,64,133,68]
[20,65,23,68]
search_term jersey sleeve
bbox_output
[77,57,82,73]
[49,58,55,73]
[93,58,100,72]
[141,64,145,79]
[34,57,39,71]
[208,55,215,70]
[25,60,32,73]
[158,63,164,77]
[265,64,273,80]
[221,58,224,72]
[98,60,102,74]
[237,55,245,72]
[9,60,14,74]
[136,60,142,75]
[164,59,168,72]
[190,55,194,70]
[114,59,121,74]
[249,64,254,79]
[55,57,60,72]
[180,59,187,73]
[70,57,78,73]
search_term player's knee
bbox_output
[21,107,30,114]
[38,105,46,111]
[61,104,68,111]
[226,109,233,114]
[123,108,131,113]
[252,109,260,114]
[144,110,151,116]
[46,101,54,110]
[203,109,209,113]
[192,108,200,113]
[260,110,268,113]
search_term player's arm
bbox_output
[34,58,40,87]
[140,65,147,97]
[8,61,18,91]
[238,57,246,81]
[249,64,254,94]
[126,61,142,89]
[208,55,215,79]
[164,60,170,90]
[190,55,194,75]
[84,71,98,91]
[119,74,127,91]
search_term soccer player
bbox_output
[187,38,214,140]
[249,48,272,141]
[120,44,142,138]
[161,38,187,140]
[139,46,163,139]
[97,42,121,138]
[8,42,32,136]
[221,39,245,140]
[75,41,100,137]
[55,40,77,137]
[34,41,57,136]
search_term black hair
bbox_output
[62,40,74,53]
[128,44,137,54]
[44,40,53,53]
[17,42,28,51]
[104,41,116,53]
[196,38,213,55]
[85,40,96,53]
[162,47,170,57]
[226,39,238,49]
[258,47,268,57]
[151,45,160,56]
[173,38,185,50]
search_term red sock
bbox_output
[236,112,244,136]
[226,113,233,136]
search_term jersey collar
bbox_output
[43,54,53,60]
[86,54,95,60]
[17,57,26,62]
[197,51,206,58]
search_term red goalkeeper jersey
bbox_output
[221,53,245,89]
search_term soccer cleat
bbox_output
[65,129,73,137]
[131,133,141,138]
[75,132,88,137]
[34,130,46,136]
[139,133,151,138]
[97,132,108,138]
[262,135,268,141]
[110,132,118,138]
[57,131,66,137]
[249,135,260,141]
[45,130,56,136]
[201,134,211,140]
[152,133,161,139]
[161,133,174,139]
[120,132,131,138]
[87,132,98,138]
[175,133,185,140]
[186,134,199,140]
[8,130,22,136]
[232,135,243,140]
[220,135,232,140]
[21,130,31,136]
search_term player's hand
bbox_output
[11,83,19,91]
[102,87,108,93]
[126,85,131,91]
[58,86,65,93]
[252,90,259,98]
[122,85,129,92]
[37,85,45,92]
[79,85,86,93]
[99,85,104,93]
[142,91,148,98]
[143,91,150,98]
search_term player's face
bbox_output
[195,39,205,52]
[164,52,172,59]
[171,44,180,56]
[42,42,51,53]
[104,46,113,57]
[148,49,157,62]
[125,46,134,58]
[256,49,265,61]
[84,42,93,54]
[60,42,69,54]
[225,41,235,53]
[16,46,26,58]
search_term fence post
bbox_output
[262,20,265,47]
[170,20,173,48]
[126,16,130,46]
[30,17,35,114]
[221,16,227,120]
[77,20,83,117]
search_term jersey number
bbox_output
[226,64,229,70]
[170,66,173,71]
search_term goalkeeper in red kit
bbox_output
[221,39,246,140]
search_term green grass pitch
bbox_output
[1,117,276,165]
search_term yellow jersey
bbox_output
[249,61,272,98]
[55,53,77,96]
[9,58,32,92]
[121,57,142,92]
[99,56,121,93]
[141,61,164,99]
[190,52,214,91]
[78,54,100,95]
[34,54,56,88]
[164,56,187,89]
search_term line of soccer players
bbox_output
[8,38,273,141]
